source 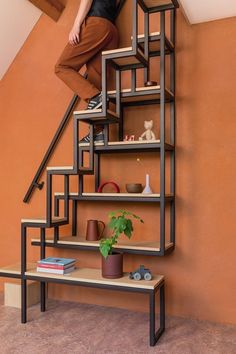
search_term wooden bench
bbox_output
[23,265,165,347]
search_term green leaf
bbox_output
[100,238,113,258]
[124,219,133,239]
[102,210,144,255]
[108,216,117,229]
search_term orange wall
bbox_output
[0,0,236,324]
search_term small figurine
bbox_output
[139,120,156,141]
[129,265,152,281]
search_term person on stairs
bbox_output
[55,0,125,143]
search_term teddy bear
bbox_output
[139,120,156,141]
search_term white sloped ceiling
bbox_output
[1,0,236,80]
[179,0,236,24]
[0,0,42,80]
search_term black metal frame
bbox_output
[21,0,177,257]
[0,2,179,347]
[145,0,179,14]
[20,227,165,346]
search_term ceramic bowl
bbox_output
[126,183,143,193]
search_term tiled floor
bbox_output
[0,296,235,354]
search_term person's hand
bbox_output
[69,24,81,46]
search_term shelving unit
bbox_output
[0,0,179,347]
[31,235,174,255]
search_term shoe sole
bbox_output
[88,101,103,110]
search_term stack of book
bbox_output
[37,257,76,275]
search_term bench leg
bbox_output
[21,225,27,323]
[40,283,46,312]
[40,228,46,312]
[149,282,165,346]
[21,279,27,323]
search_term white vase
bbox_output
[142,174,153,194]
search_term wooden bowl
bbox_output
[126,183,143,193]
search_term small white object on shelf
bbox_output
[139,120,156,141]
[142,174,153,194]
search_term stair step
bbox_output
[47,166,74,171]
[137,31,160,39]
[21,217,67,225]
[109,85,160,93]
[0,263,36,277]
[108,86,173,104]
[82,192,161,197]
[74,108,102,115]
[102,47,146,69]
[54,192,174,203]
[79,139,161,147]
[31,235,174,253]
[102,46,133,55]
[132,32,163,55]
[74,109,117,116]
[143,0,178,10]
[54,192,170,198]
[74,109,119,124]
[136,32,174,54]
[54,193,161,197]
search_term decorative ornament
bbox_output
[139,120,156,141]
[142,174,153,194]
[129,265,152,281]
[97,182,120,193]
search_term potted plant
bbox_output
[99,210,144,279]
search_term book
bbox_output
[37,266,75,275]
[37,262,75,270]
[38,257,76,267]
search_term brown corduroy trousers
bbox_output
[55,17,119,102]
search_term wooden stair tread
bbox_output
[103,33,163,56]
[54,192,163,197]
[79,139,160,147]
[143,0,174,8]
[54,192,174,199]
[21,217,67,224]
[137,31,160,39]
[108,86,173,103]
[31,235,174,252]
[0,263,35,275]
[102,47,146,68]
[102,46,133,55]
[25,264,164,290]
[74,108,102,115]
[47,166,73,171]
[108,85,161,95]
[82,193,161,197]
[73,109,118,118]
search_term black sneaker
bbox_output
[87,93,103,110]
[79,131,104,144]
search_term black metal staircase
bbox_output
[22,0,178,254]
[0,0,179,330]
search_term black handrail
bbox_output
[23,94,79,203]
